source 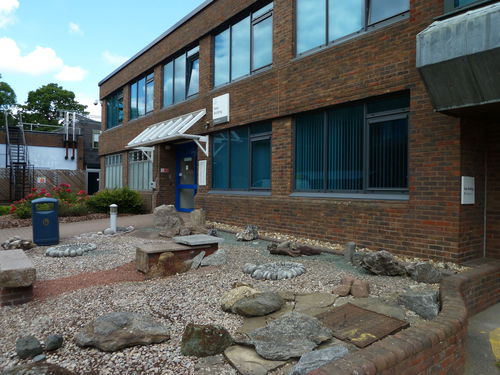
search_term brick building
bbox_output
[98,0,500,262]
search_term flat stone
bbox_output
[74,312,170,352]
[194,354,233,375]
[0,363,75,375]
[233,292,284,317]
[238,316,268,334]
[191,251,205,269]
[224,345,286,375]
[349,298,406,320]
[174,234,224,246]
[181,323,233,357]
[294,293,337,317]
[0,250,36,287]
[398,290,440,320]
[277,290,296,302]
[247,312,333,360]
[290,346,349,375]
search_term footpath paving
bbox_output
[0,214,154,244]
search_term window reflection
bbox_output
[231,17,251,80]
[214,29,230,86]
[163,46,199,107]
[253,16,273,69]
[329,0,363,41]
[297,0,326,54]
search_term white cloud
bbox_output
[76,93,101,121]
[55,65,87,81]
[0,37,87,82]
[102,50,128,66]
[0,0,19,28]
[68,22,83,35]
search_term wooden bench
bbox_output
[0,250,36,306]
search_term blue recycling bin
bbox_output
[32,197,60,246]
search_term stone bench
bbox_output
[0,250,37,306]
[136,241,219,277]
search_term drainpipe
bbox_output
[483,150,488,258]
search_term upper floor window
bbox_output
[92,130,101,149]
[163,46,199,107]
[294,93,409,192]
[105,89,123,129]
[130,72,154,120]
[214,2,273,87]
[296,0,409,55]
[444,0,485,12]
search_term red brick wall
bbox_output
[487,123,500,259]
[0,286,33,307]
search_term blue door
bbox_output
[176,142,197,212]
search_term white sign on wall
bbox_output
[198,160,207,186]
[212,93,230,125]
[461,176,475,205]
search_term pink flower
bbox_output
[45,193,52,197]
[31,188,37,192]
[65,189,71,193]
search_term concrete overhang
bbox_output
[416,2,500,118]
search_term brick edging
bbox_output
[307,259,500,375]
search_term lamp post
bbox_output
[110,204,117,233]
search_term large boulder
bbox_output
[74,312,170,352]
[359,250,407,276]
[0,363,75,375]
[232,292,284,317]
[180,323,233,357]
[153,205,185,237]
[406,262,442,284]
[290,346,349,375]
[15,336,43,359]
[398,290,440,320]
[220,286,259,312]
[246,312,333,360]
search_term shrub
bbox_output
[0,206,9,216]
[87,187,144,214]
[59,202,89,217]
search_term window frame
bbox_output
[293,95,409,194]
[213,2,273,87]
[211,123,272,191]
[105,154,123,189]
[295,0,410,56]
[129,72,155,121]
[92,130,101,149]
[128,150,153,191]
[162,46,200,108]
[443,0,490,14]
[105,89,123,129]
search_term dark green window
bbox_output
[296,0,409,55]
[214,2,273,87]
[163,46,199,107]
[130,73,154,120]
[105,89,123,129]
[212,123,271,190]
[294,93,409,192]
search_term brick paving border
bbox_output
[307,259,500,375]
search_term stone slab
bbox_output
[224,345,286,375]
[173,234,224,246]
[294,293,337,317]
[0,250,36,287]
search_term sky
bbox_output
[0,0,206,120]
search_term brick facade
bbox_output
[98,0,499,262]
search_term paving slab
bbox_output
[224,345,287,375]
[0,250,36,287]
[173,234,224,246]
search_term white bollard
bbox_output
[110,204,117,233]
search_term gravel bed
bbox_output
[0,213,111,229]
[1,232,439,374]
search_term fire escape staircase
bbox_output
[6,125,34,201]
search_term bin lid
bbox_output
[32,197,58,204]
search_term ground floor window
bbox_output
[105,154,123,189]
[128,150,153,191]
[295,93,409,192]
[212,122,271,190]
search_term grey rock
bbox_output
[190,209,206,228]
[191,251,206,270]
[200,249,226,267]
[247,312,333,360]
[233,292,285,317]
[74,312,170,352]
[360,250,406,276]
[16,336,43,359]
[174,234,224,246]
[221,286,259,312]
[236,225,259,241]
[32,354,46,362]
[179,227,192,236]
[153,204,183,226]
[0,363,75,375]
[242,263,258,274]
[180,323,232,357]
[44,334,63,351]
[344,242,356,263]
[277,241,291,249]
[290,346,349,375]
[398,290,440,320]
[103,228,115,235]
[45,243,96,258]
[406,262,443,284]
[351,252,365,268]
[207,229,218,237]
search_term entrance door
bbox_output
[87,169,100,195]
[176,143,197,212]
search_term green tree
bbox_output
[0,74,17,127]
[20,83,88,125]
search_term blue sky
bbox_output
[0,0,206,119]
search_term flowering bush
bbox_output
[9,183,91,219]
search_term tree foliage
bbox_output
[0,74,17,127]
[20,83,88,125]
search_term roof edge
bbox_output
[98,0,215,87]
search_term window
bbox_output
[105,90,123,129]
[212,123,271,190]
[444,0,485,12]
[294,93,409,192]
[296,0,409,54]
[130,73,154,120]
[214,2,273,87]
[128,150,153,191]
[163,46,199,107]
[105,154,123,189]
[92,130,101,149]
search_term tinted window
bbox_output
[369,0,409,25]
[214,29,230,86]
[174,54,186,104]
[163,62,174,107]
[329,0,363,41]
[253,16,273,69]
[231,17,251,80]
[187,58,199,97]
[297,0,326,54]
